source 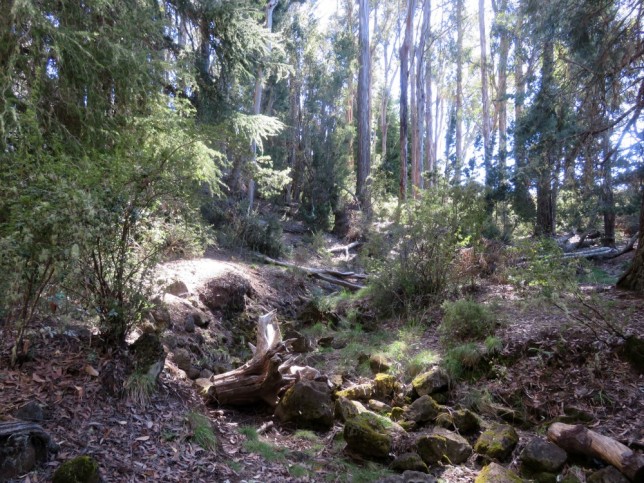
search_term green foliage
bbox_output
[369,184,487,314]
[124,372,156,406]
[241,426,286,462]
[187,412,217,451]
[443,343,485,380]
[439,300,496,348]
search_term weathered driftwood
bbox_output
[547,423,644,481]
[0,421,55,480]
[259,255,366,291]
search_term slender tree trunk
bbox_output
[357,0,372,214]
[400,0,416,200]
[617,188,644,291]
[248,0,279,213]
[479,0,492,198]
[601,130,616,247]
[422,0,434,187]
[454,0,464,184]
[535,40,556,236]
[411,44,420,196]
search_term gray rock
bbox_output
[187,366,201,380]
[335,397,367,422]
[199,273,252,314]
[275,380,334,430]
[184,315,196,333]
[378,471,437,483]
[165,280,189,296]
[475,462,522,483]
[15,401,44,422]
[344,410,405,459]
[587,466,629,483]
[192,312,209,328]
[411,368,449,397]
[130,333,166,380]
[369,399,392,414]
[370,354,392,373]
[173,348,192,372]
[415,427,472,465]
[474,424,519,461]
[391,453,429,473]
[404,395,442,425]
[520,438,567,473]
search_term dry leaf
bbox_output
[84,365,99,377]
[136,435,150,441]
[32,374,46,383]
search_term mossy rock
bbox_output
[130,333,166,380]
[475,462,522,483]
[587,466,629,483]
[436,408,481,434]
[530,472,558,483]
[370,354,393,374]
[335,396,367,422]
[344,411,405,459]
[391,452,429,473]
[415,427,472,465]
[390,407,404,421]
[374,373,396,398]
[520,438,567,474]
[474,424,519,461]
[52,456,101,483]
[275,380,334,430]
[336,382,374,401]
[411,368,449,397]
[404,395,442,426]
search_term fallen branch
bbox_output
[561,247,615,259]
[548,423,644,481]
[328,241,363,259]
[599,231,639,259]
[259,255,366,291]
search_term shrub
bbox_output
[439,299,496,348]
[368,184,486,314]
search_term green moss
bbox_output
[474,424,519,461]
[475,463,522,483]
[344,412,397,458]
[336,383,374,400]
[52,456,100,483]
[373,373,396,397]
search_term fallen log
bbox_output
[547,423,644,481]
[599,231,639,260]
[259,255,366,291]
[0,421,56,480]
[328,241,363,259]
[561,247,616,259]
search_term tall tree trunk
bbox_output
[248,0,279,213]
[454,0,464,184]
[357,0,372,214]
[400,0,416,200]
[411,44,420,196]
[422,0,434,187]
[535,40,556,236]
[479,0,492,199]
[288,74,303,203]
[617,188,644,291]
[601,130,616,247]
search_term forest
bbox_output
[0,0,643,481]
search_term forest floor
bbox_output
[1,226,643,482]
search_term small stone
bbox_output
[187,366,201,380]
[475,462,522,483]
[192,312,209,328]
[412,368,449,397]
[199,369,213,379]
[474,424,519,461]
[415,427,472,465]
[587,466,629,483]
[184,315,196,333]
[391,453,429,473]
[370,354,393,373]
[173,348,192,372]
[284,330,311,353]
[166,280,189,296]
[520,438,567,474]
[390,407,405,421]
[328,374,344,389]
[318,336,334,348]
[369,399,392,414]
[377,472,437,483]
[52,455,101,483]
[452,409,481,433]
[15,401,44,422]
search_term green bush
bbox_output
[439,299,496,348]
[368,184,487,314]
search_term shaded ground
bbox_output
[1,234,643,482]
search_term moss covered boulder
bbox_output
[412,368,449,397]
[275,380,334,430]
[344,410,405,459]
[587,466,629,483]
[374,373,397,399]
[475,462,522,483]
[337,382,375,401]
[404,395,442,427]
[391,453,429,473]
[52,456,101,483]
[415,427,472,465]
[474,424,519,461]
[520,438,567,474]
[370,354,393,374]
[335,396,367,422]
